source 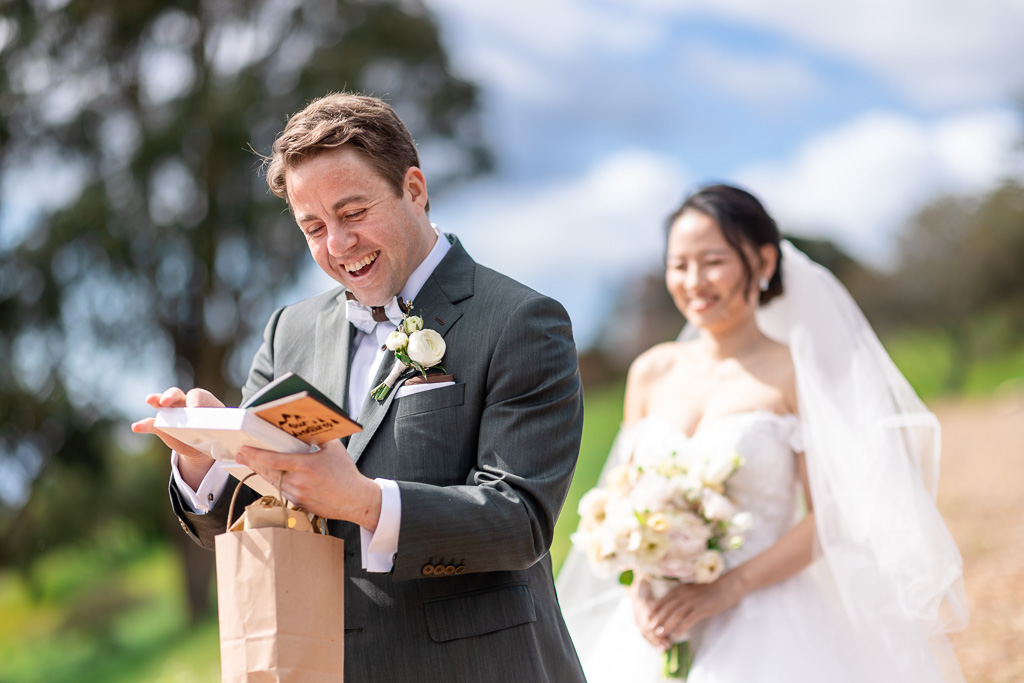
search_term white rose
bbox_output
[629,528,670,567]
[577,488,610,522]
[406,329,445,367]
[730,511,753,533]
[646,512,670,532]
[628,473,675,511]
[385,330,409,351]
[665,509,712,557]
[606,465,634,494]
[403,315,424,334]
[701,452,741,487]
[694,550,724,583]
[700,489,737,522]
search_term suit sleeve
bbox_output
[167,306,285,549]
[392,293,584,580]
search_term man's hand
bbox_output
[131,387,224,489]
[236,439,383,530]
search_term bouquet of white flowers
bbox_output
[570,424,750,678]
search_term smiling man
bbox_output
[132,92,586,681]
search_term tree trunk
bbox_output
[168,512,216,623]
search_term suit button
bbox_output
[421,565,434,576]
[454,565,466,575]
[443,565,456,576]
[432,564,445,575]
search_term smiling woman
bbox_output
[558,183,968,683]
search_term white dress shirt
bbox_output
[171,229,451,573]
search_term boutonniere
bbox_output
[370,301,447,400]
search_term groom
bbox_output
[134,92,586,681]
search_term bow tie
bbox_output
[345,293,409,334]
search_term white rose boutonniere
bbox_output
[407,329,445,366]
[385,331,409,351]
[370,301,447,400]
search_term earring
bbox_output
[759,276,770,292]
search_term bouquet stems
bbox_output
[663,641,693,679]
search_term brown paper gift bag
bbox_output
[215,474,346,682]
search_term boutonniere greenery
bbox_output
[370,301,447,400]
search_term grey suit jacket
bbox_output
[170,235,587,682]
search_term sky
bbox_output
[4,0,1024,357]
[360,0,1024,347]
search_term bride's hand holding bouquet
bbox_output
[570,435,750,678]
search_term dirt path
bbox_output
[934,396,1024,682]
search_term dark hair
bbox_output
[265,92,427,211]
[666,183,783,305]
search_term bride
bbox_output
[558,184,968,681]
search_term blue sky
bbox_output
[366,0,1024,347]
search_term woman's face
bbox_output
[665,209,758,331]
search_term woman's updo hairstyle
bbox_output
[666,183,784,305]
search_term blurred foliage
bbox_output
[0,0,487,618]
[0,537,221,682]
[890,181,1024,391]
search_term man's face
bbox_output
[286,145,435,307]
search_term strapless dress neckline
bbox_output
[637,409,799,440]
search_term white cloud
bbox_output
[678,42,822,110]
[735,108,1023,264]
[426,0,662,100]
[625,0,1024,108]
[429,0,659,60]
[430,0,1024,109]
[430,149,690,343]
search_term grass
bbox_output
[551,380,625,575]
[884,329,1024,401]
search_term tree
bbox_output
[0,0,488,621]
[892,181,1024,391]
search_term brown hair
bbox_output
[265,92,427,211]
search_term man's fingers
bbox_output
[158,387,187,407]
[144,386,224,409]
[131,418,207,459]
[131,416,157,434]
[236,446,296,471]
[185,388,225,408]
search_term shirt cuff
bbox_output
[360,478,402,572]
[170,451,229,514]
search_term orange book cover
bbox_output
[251,392,361,445]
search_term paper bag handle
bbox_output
[226,471,328,535]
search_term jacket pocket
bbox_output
[423,581,536,643]
[395,382,466,417]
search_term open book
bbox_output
[154,373,361,497]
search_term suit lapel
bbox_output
[345,236,475,463]
[312,290,353,409]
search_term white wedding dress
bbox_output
[558,242,966,682]
[561,411,948,682]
